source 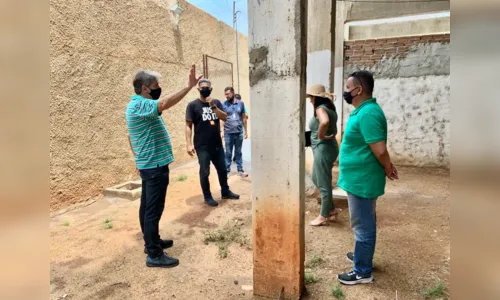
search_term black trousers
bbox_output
[139,164,169,258]
[196,147,230,199]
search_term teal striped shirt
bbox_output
[126,95,174,170]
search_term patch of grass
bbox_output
[424,281,446,298]
[203,222,249,258]
[176,175,187,182]
[218,244,228,258]
[331,284,345,300]
[62,221,70,226]
[305,254,324,268]
[104,222,113,230]
[304,273,319,284]
[104,218,111,224]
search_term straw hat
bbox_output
[306,84,334,100]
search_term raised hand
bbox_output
[188,64,203,88]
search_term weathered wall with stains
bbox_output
[343,34,450,167]
[348,16,450,40]
[50,0,249,210]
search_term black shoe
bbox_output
[347,252,354,263]
[204,198,219,207]
[237,170,248,177]
[222,191,240,200]
[146,253,179,268]
[144,239,173,254]
[337,271,373,285]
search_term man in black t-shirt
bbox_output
[185,79,240,206]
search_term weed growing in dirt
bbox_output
[104,218,111,224]
[177,175,187,182]
[105,222,113,229]
[218,244,228,258]
[424,281,446,298]
[331,285,345,300]
[203,222,249,258]
[304,273,319,284]
[63,221,70,226]
[305,254,324,268]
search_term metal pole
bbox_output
[233,0,240,92]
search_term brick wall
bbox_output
[341,33,450,168]
[344,33,450,68]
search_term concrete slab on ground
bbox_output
[333,186,347,200]
[103,180,141,200]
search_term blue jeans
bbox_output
[347,192,377,276]
[224,132,244,172]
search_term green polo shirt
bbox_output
[126,95,174,170]
[337,98,387,199]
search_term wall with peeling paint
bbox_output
[343,34,450,167]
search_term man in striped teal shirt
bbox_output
[126,65,201,268]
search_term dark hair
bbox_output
[313,96,336,117]
[224,86,235,93]
[349,70,374,95]
[234,94,241,100]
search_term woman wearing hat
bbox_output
[306,84,341,226]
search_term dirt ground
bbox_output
[50,164,449,300]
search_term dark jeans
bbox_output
[197,147,230,199]
[139,164,169,258]
[224,132,244,172]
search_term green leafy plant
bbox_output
[304,273,319,284]
[203,222,249,258]
[305,254,324,268]
[331,285,345,300]
[424,281,446,298]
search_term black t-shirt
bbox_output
[186,98,224,150]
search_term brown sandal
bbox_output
[329,208,342,221]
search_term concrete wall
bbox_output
[348,16,450,40]
[343,34,450,167]
[347,0,450,21]
[50,0,250,210]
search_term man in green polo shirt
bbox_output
[126,65,201,268]
[337,70,399,285]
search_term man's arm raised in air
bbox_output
[157,64,202,112]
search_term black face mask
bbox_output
[343,87,359,105]
[200,87,212,98]
[149,87,162,100]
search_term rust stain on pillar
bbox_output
[253,203,304,299]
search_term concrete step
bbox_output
[332,186,348,200]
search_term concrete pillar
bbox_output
[305,0,336,182]
[306,0,335,131]
[333,2,352,137]
[248,0,307,299]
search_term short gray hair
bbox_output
[133,70,162,94]
[198,78,211,87]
